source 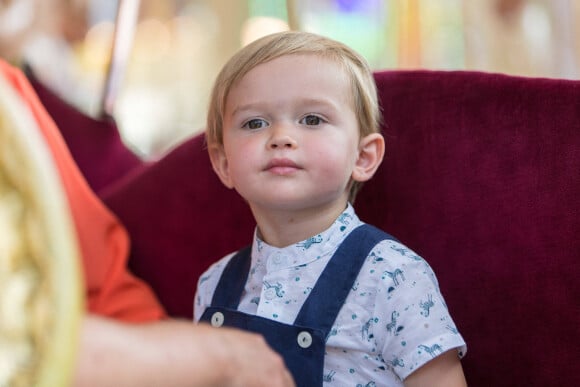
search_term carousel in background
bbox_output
[2,0,579,159]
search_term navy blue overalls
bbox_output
[200,224,396,387]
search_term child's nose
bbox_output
[268,125,297,149]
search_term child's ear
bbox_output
[208,144,235,189]
[352,133,385,182]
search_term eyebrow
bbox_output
[230,97,341,117]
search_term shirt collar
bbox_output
[252,204,361,272]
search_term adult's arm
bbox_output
[1,59,166,322]
[73,315,295,387]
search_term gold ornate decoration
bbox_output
[0,72,83,387]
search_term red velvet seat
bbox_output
[102,70,580,386]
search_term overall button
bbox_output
[297,331,313,348]
[211,311,224,327]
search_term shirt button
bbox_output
[211,311,224,327]
[297,331,313,348]
[273,253,287,266]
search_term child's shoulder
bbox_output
[198,250,239,284]
[373,237,423,259]
[365,237,431,271]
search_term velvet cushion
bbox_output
[102,70,580,386]
[358,70,580,386]
[103,134,255,317]
[26,66,144,194]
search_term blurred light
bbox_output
[81,21,115,72]
[132,18,171,62]
[116,86,176,157]
[87,0,118,25]
[0,0,34,36]
[170,13,217,52]
[521,3,551,43]
[171,16,202,45]
[240,16,289,46]
[248,0,288,21]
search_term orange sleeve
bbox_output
[1,60,166,323]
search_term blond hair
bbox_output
[206,31,381,201]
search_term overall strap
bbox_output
[294,224,396,337]
[210,245,251,308]
[210,224,397,329]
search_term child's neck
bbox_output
[251,201,349,248]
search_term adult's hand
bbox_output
[73,315,295,387]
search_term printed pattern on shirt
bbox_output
[194,204,466,386]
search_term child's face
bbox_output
[212,54,363,214]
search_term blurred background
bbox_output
[1,0,579,159]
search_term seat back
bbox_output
[103,70,580,387]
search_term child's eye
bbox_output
[300,115,324,126]
[243,118,268,130]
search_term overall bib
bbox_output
[200,224,396,387]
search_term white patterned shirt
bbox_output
[194,204,466,386]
